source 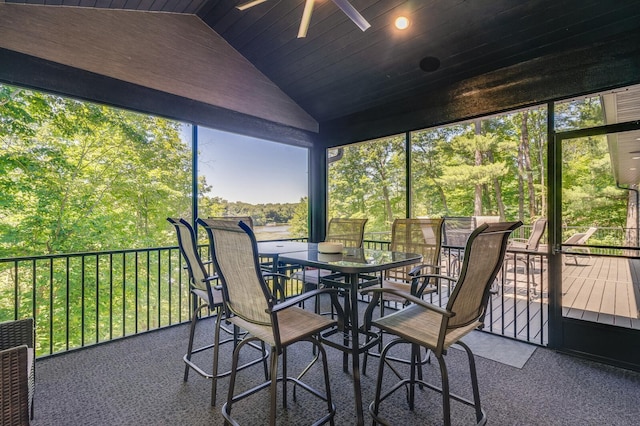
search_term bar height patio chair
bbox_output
[363,218,444,374]
[362,221,521,426]
[204,219,344,426]
[167,218,266,406]
[292,217,368,290]
[0,318,35,425]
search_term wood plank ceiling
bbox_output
[5,0,640,125]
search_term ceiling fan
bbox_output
[237,0,371,38]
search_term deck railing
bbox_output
[1,237,549,358]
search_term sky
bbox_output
[185,125,309,205]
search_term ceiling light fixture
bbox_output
[395,16,410,30]
[237,0,371,38]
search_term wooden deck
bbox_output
[427,252,640,347]
[562,255,640,328]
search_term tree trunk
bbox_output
[625,185,639,255]
[487,150,506,220]
[521,112,536,217]
[474,121,482,216]
[517,133,525,221]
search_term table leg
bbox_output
[348,272,364,426]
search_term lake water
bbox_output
[254,225,292,240]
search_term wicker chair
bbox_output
[363,221,521,426]
[203,219,344,426]
[0,318,35,425]
[167,218,266,406]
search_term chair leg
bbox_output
[458,340,484,423]
[435,354,452,426]
[282,347,288,409]
[184,303,203,381]
[211,312,223,406]
[269,350,279,426]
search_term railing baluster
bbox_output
[49,258,53,355]
[1,237,552,358]
[109,253,113,341]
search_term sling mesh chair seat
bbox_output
[442,216,475,277]
[204,219,344,426]
[167,218,266,406]
[199,217,285,300]
[362,221,521,426]
[379,218,445,302]
[363,218,444,375]
[0,318,35,425]
[293,217,369,288]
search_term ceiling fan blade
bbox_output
[297,0,316,38]
[331,0,371,32]
[236,0,268,11]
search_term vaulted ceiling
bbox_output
[2,0,640,143]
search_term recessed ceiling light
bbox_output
[395,16,410,30]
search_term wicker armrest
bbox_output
[0,319,35,424]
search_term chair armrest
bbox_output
[0,344,31,423]
[408,263,441,276]
[261,272,290,281]
[271,288,345,329]
[412,274,456,283]
[510,238,528,244]
[271,288,335,312]
[361,287,454,317]
[0,318,34,350]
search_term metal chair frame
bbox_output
[167,218,266,406]
[203,219,344,426]
[362,221,521,426]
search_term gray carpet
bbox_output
[32,312,640,425]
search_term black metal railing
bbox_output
[1,237,549,359]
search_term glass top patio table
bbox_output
[278,246,423,426]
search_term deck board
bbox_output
[404,254,639,348]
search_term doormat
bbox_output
[458,331,537,369]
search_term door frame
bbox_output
[548,107,640,371]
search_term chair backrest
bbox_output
[443,216,474,247]
[563,227,597,245]
[208,216,254,229]
[577,227,597,244]
[526,217,547,250]
[199,219,272,326]
[446,221,521,329]
[167,217,214,305]
[386,218,444,282]
[326,218,368,248]
[472,216,500,226]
